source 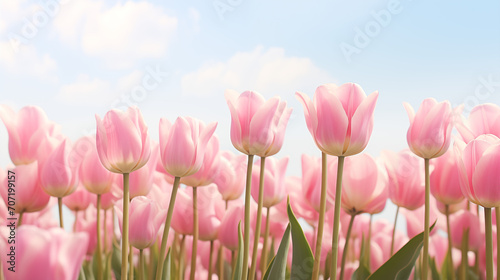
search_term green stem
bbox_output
[496,207,500,275]
[18,211,24,227]
[179,235,186,280]
[485,207,493,280]
[122,173,130,280]
[155,176,181,280]
[139,249,144,280]
[260,206,271,274]
[445,205,456,280]
[96,194,103,280]
[218,244,224,280]
[422,158,430,280]
[312,152,328,280]
[242,154,255,280]
[367,214,372,270]
[330,156,345,280]
[104,209,108,254]
[190,187,199,280]
[390,206,400,256]
[58,197,64,228]
[129,244,134,280]
[249,157,266,280]
[339,214,356,280]
[460,229,468,280]
[208,240,214,280]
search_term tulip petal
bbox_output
[248,97,280,155]
[344,91,378,156]
[295,91,318,138]
[472,144,500,208]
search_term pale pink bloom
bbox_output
[115,196,163,249]
[455,134,500,208]
[0,162,50,213]
[9,200,58,229]
[328,154,388,215]
[404,98,453,159]
[126,141,159,198]
[449,210,482,251]
[296,83,378,156]
[301,154,332,212]
[181,135,221,187]
[97,182,122,210]
[435,199,467,215]
[63,183,92,212]
[218,204,244,251]
[159,116,217,177]
[0,225,88,280]
[225,90,292,157]
[146,178,173,210]
[213,151,246,201]
[79,136,118,195]
[75,206,114,255]
[401,197,445,238]
[96,106,151,174]
[275,176,318,226]
[381,149,425,210]
[0,105,63,165]
[251,157,288,208]
[40,140,79,197]
[430,148,464,205]
[429,234,461,269]
[455,103,500,142]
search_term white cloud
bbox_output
[53,1,178,69]
[188,8,201,32]
[181,46,334,97]
[0,41,57,81]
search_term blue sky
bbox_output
[1,0,499,228]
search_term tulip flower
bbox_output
[251,157,288,208]
[450,210,482,251]
[455,103,500,143]
[157,116,217,280]
[0,161,50,225]
[0,225,88,280]
[64,184,92,212]
[225,89,291,280]
[455,135,500,280]
[296,82,378,280]
[96,106,151,280]
[301,154,333,212]
[218,204,244,251]
[0,105,63,165]
[213,151,246,201]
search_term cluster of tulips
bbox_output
[1,82,500,280]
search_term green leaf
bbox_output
[263,224,291,280]
[162,248,171,280]
[111,241,122,280]
[352,264,371,280]
[287,200,314,280]
[429,258,441,280]
[367,221,436,280]
[232,222,244,280]
[440,251,452,280]
[353,233,371,280]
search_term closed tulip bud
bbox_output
[382,149,425,210]
[301,154,332,212]
[450,210,482,251]
[225,90,292,157]
[251,157,288,208]
[63,184,92,212]
[115,196,163,250]
[214,151,246,201]
[159,116,217,178]
[218,204,244,251]
[95,106,151,174]
[430,148,464,205]
[0,225,88,280]
[79,136,118,195]
[181,135,221,187]
[296,83,378,156]
[404,98,453,159]
[40,140,79,197]
[455,134,500,208]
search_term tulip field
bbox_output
[2,83,500,280]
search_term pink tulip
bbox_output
[455,134,500,208]
[97,182,122,210]
[301,154,332,212]
[0,162,50,213]
[328,154,388,215]
[225,90,292,157]
[450,210,482,251]
[456,103,500,143]
[181,135,221,187]
[159,116,217,177]
[75,206,114,255]
[296,83,379,156]
[79,136,118,194]
[381,149,425,210]
[429,235,461,269]
[0,225,88,280]
[251,157,288,208]
[95,106,151,174]
[435,199,467,215]
[63,183,92,212]
[0,105,63,165]
[430,148,464,205]
[125,142,159,198]
[171,188,193,236]
[213,151,246,201]
[275,176,318,226]
[401,198,444,238]
[40,140,79,197]
[403,98,453,159]
[115,196,163,249]
[218,204,244,251]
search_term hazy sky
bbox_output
[1,0,499,228]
